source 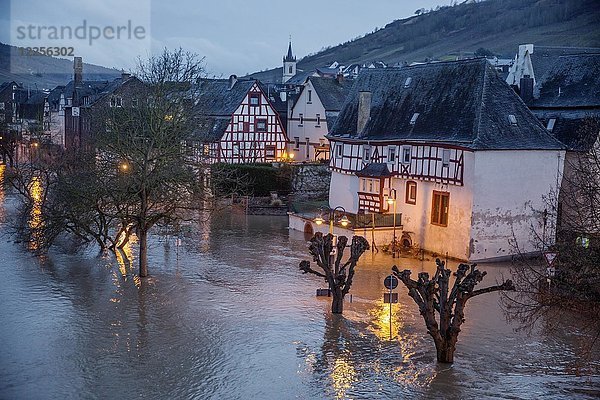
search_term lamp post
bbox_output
[314,206,350,235]
[387,188,397,258]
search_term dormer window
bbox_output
[546,118,556,132]
[508,114,517,126]
[410,113,419,125]
[404,77,412,88]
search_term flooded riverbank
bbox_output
[0,175,598,399]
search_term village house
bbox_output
[192,75,288,163]
[287,75,352,162]
[289,59,566,261]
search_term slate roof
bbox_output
[285,70,313,85]
[329,59,564,151]
[192,78,256,142]
[530,46,600,85]
[533,109,600,152]
[533,54,600,108]
[356,163,392,177]
[309,77,353,112]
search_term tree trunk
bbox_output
[139,228,148,277]
[332,291,344,314]
[435,340,455,363]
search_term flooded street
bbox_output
[0,174,598,399]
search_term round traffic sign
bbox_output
[384,275,398,290]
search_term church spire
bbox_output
[283,38,296,63]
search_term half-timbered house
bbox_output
[290,59,566,261]
[193,76,288,164]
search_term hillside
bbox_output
[0,43,121,90]
[250,0,600,82]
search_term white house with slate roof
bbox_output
[290,59,566,261]
[287,76,352,162]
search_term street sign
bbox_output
[384,292,398,303]
[384,275,398,290]
[543,251,558,267]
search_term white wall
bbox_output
[287,80,329,162]
[328,171,360,213]
[470,150,565,260]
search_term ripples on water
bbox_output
[0,185,598,399]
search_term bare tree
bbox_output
[300,232,369,314]
[393,259,514,363]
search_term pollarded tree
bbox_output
[300,232,369,314]
[393,259,514,363]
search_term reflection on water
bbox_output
[27,175,44,251]
[0,197,598,399]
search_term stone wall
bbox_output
[290,163,331,201]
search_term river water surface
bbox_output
[0,166,598,399]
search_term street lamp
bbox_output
[387,188,397,258]
[314,206,351,234]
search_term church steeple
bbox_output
[282,38,297,83]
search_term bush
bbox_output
[211,163,292,197]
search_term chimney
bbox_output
[228,74,238,90]
[73,57,83,86]
[519,75,534,104]
[121,72,131,81]
[357,91,371,135]
[336,72,345,83]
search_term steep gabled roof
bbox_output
[330,59,564,150]
[533,54,600,108]
[533,109,600,152]
[530,46,600,85]
[194,79,255,116]
[309,77,353,112]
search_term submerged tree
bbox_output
[393,259,514,363]
[300,232,369,314]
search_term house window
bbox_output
[363,144,371,162]
[360,178,379,194]
[442,149,450,167]
[405,181,417,205]
[256,119,267,132]
[546,118,556,132]
[299,113,304,126]
[388,146,396,163]
[335,144,343,158]
[294,136,300,150]
[316,114,321,126]
[508,114,517,126]
[431,191,450,226]
[109,96,122,107]
[232,143,240,156]
[307,90,312,103]
[82,96,90,106]
[410,113,419,125]
[265,145,276,159]
[250,94,260,106]
[402,146,411,164]
[404,77,412,88]
[306,138,310,158]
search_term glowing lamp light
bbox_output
[339,215,350,227]
[119,162,130,172]
[288,153,295,159]
[314,215,325,225]
[387,197,395,205]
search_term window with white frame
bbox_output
[335,144,343,158]
[401,146,411,164]
[442,149,450,168]
[360,178,379,194]
[363,144,371,162]
[387,146,396,163]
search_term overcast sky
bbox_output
[1,0,450,76]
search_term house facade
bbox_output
[287,76,352,162]
[290,59,566,261]
[194,76,288,163]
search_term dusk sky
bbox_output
[1,0,450,76]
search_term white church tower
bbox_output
[282,40,297,83]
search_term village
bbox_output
[1,42,598,262]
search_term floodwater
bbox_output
[0,166,598,399]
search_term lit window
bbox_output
[402,146,411,164]
[388,146,396,163]
[508,114,517,125]
[406,181,417,205]
[250,94,260,106]
[547,118,556,132]
[431,191,449,226]
[442,149,450,167]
